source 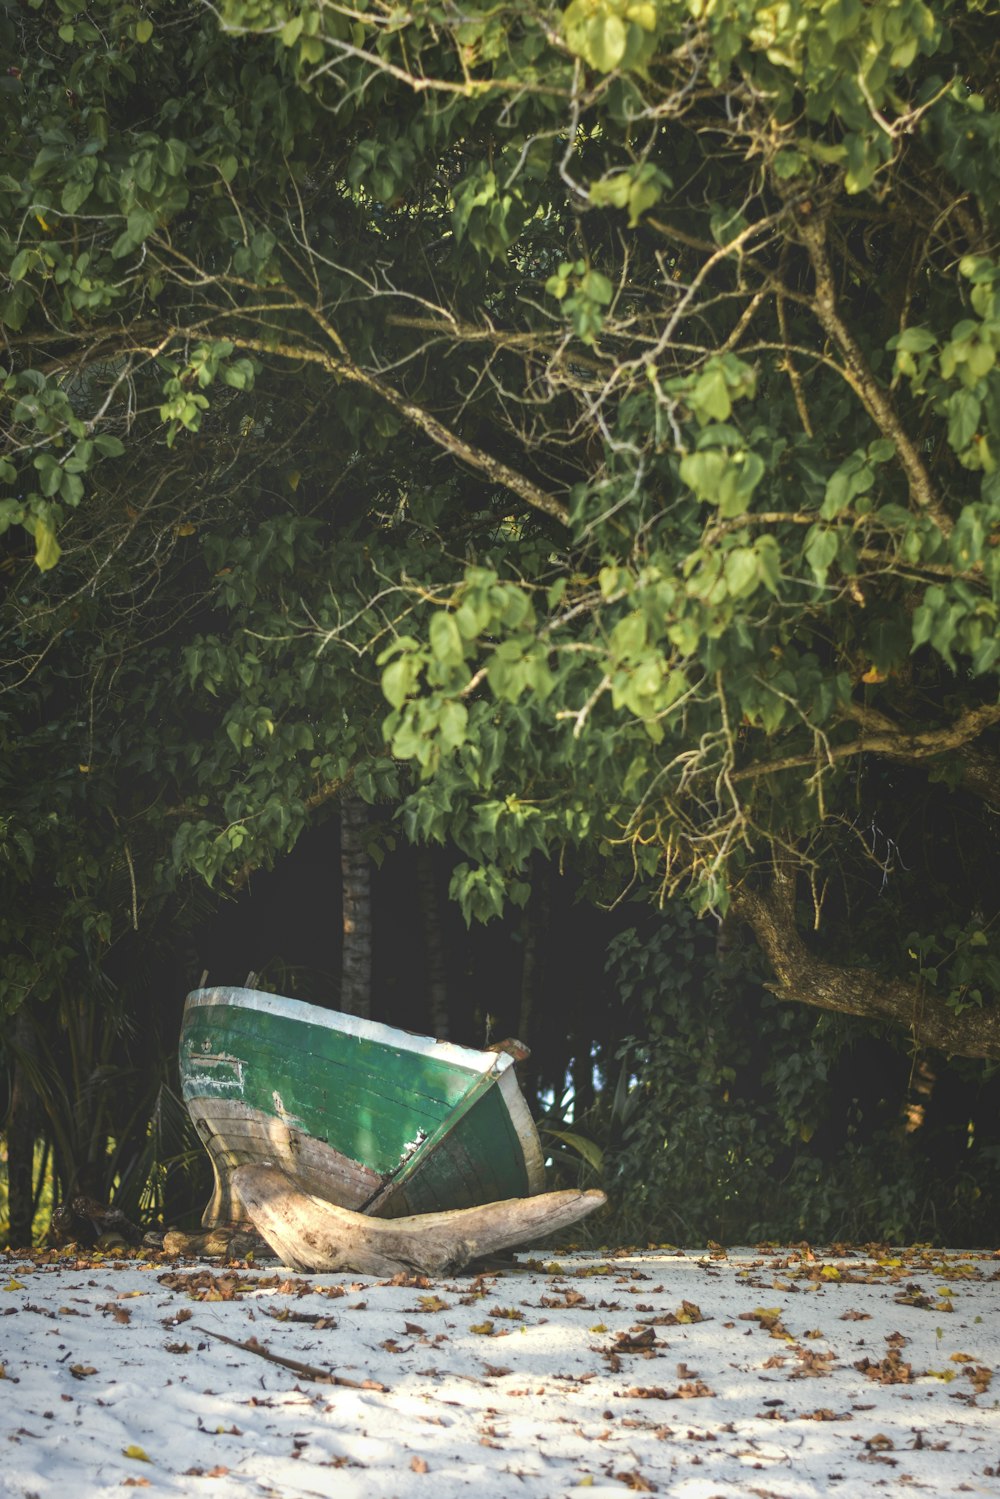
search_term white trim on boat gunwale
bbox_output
[498,1064,547,1194]
[184,987,514,1079]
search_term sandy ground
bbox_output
[1,1242,998,1497]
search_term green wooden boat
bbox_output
[179,987,546,1227]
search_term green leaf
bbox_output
[709,205,748,246]
[429,610,464,667]
[723,547,759,599]
[438,699,468,750]
[772,149,808,179]
[679,448,727,502]
[717,451,764,518]
[580,269,613,305]
[821,453,874,518]
[60,470,84,507]
[382,655,420,709]
[844,130,882,194]
[30,515,61,572]
[588,173,632,212]
[34,454,62,498]
[543,1127,605,1174]
[755,535,781,596]
[892,326,937,353]
[61,177,93,214]
[8,249,35,283]
[1,285,32,330]
[804,525,838,584]
[690,366,731,423]
[586,12,627,70]
[610,611,647,659]
[112,208,157,258]
[945,390,980,452]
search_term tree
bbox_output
[339,793,373,1016]
[1,0,999,1097]
[324,0,999,1060]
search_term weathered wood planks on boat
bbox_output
[179,987,546,1227]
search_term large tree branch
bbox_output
[733,862,1000,1059]
[728,701,1000,785]
[232,332,569,526]
[38,241,571,530]
[843,702,1000,806]
[795,211,953,537]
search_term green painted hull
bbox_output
[179,988,545,1226]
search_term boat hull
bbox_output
[179,988,546,1225]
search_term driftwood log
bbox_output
[232,1164,606,1276]
[162,1223,266,1259]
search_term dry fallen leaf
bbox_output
[675,1380,715,1399]
[161,1307,193,1329]
[791,1348,836,1379]
[676,1300,705,1323]
[614,1467,657,1491]
[410,1455,429,1473]
[614,1328,658,1352]
[854,1351,912,1385]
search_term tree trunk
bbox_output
[5,1007,39,1248]
[415,849,449,1039]
[957,746,1000,810]
[733,860,1000,1060]
[571,1044,596,1119]
[516,860,549,1113]
[233,1163,605,1276]
[339,794,372,1018]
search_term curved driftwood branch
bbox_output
[233,1164,606,1276]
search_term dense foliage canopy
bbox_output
[2,0,1000,1238]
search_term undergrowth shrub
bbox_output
[588,909,1000,1246]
